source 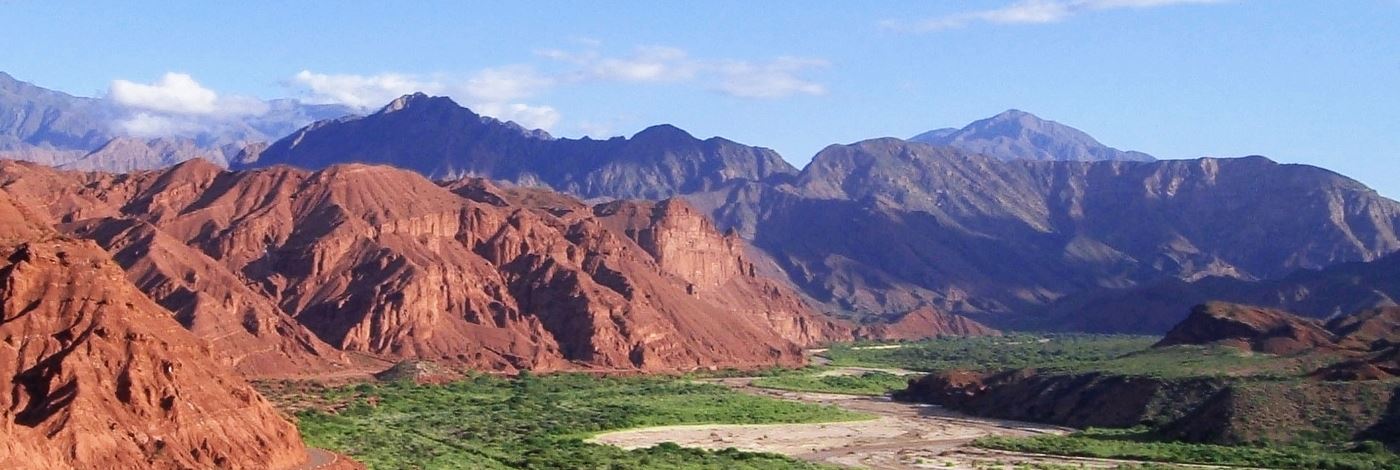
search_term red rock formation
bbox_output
[0,160,856,374]
[1327,307,1400,351]
[1155,302,1339,355]
[855,306,1000,340]
[0,227,309,467]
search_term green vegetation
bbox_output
[290,373,868,469]
[976,428,1400,470]
[824,334,1339,379]
[825,335,1157,373]
[750,370,912,396]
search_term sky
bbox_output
[2,1,1398,196]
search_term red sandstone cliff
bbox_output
[0,189,310,469]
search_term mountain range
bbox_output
[236,93,1400,331]
[4,72,1399,335]
[0,71,355,170]
[238,93,798,200]
[3,70,1399,468]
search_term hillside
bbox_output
[0,159,867,374]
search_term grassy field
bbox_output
[975,428,1400,470]
[824,335,1157,372]
[282,373,868,469]
[750,370,911,396]
[824,334,1340,379]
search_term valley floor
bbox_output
[592,369,1213,469]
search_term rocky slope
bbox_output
[698,139,1400,324]
[1033,252,1400,333]
[0,71,114,152]
[854,306,1000,341]
[60,136,226,171]
[0,160,852,374]
[897,303,1400,446]
[240,93,798,199]
[910,109,1155,162]
[1156,302,1340,355]
[0,191,312,469]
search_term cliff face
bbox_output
[0,160,848,374]
[0,200,308,468]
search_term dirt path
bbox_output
[591,368,1219,469]
[287,448,348,470]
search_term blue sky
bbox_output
[3,1,1398,196]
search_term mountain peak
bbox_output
[380,92,460,114]
[910,110,1154,162]
[990,109,1035,121]
[633,123,696,142]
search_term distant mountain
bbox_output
[911,109,1155,162]
[228,94,1400,328]
[60,136,222,171]
[0,71,115,151]
[693,139,1400,323]
[0,71,355,171]
[1030,250,1400,333]
[240,93,798,199]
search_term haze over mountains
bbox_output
[0,71,353,170]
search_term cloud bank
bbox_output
[108,73,271,138]
[289,44,829,133]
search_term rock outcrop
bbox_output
[855,306,1000,340]
[0,197,310,468]
[1155,302,1340,355]
[1156,302,1399,359]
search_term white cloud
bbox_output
[715,57,829,99]
[474,103,561,131]
[110,72,267,116]
[289,68,561,131]
[884,0,1231,32]
[115,112,205,137]
[106,72,277,139]
[291,70,445,109]
[288,44,831,133]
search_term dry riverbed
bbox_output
[590,373,1205,469]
